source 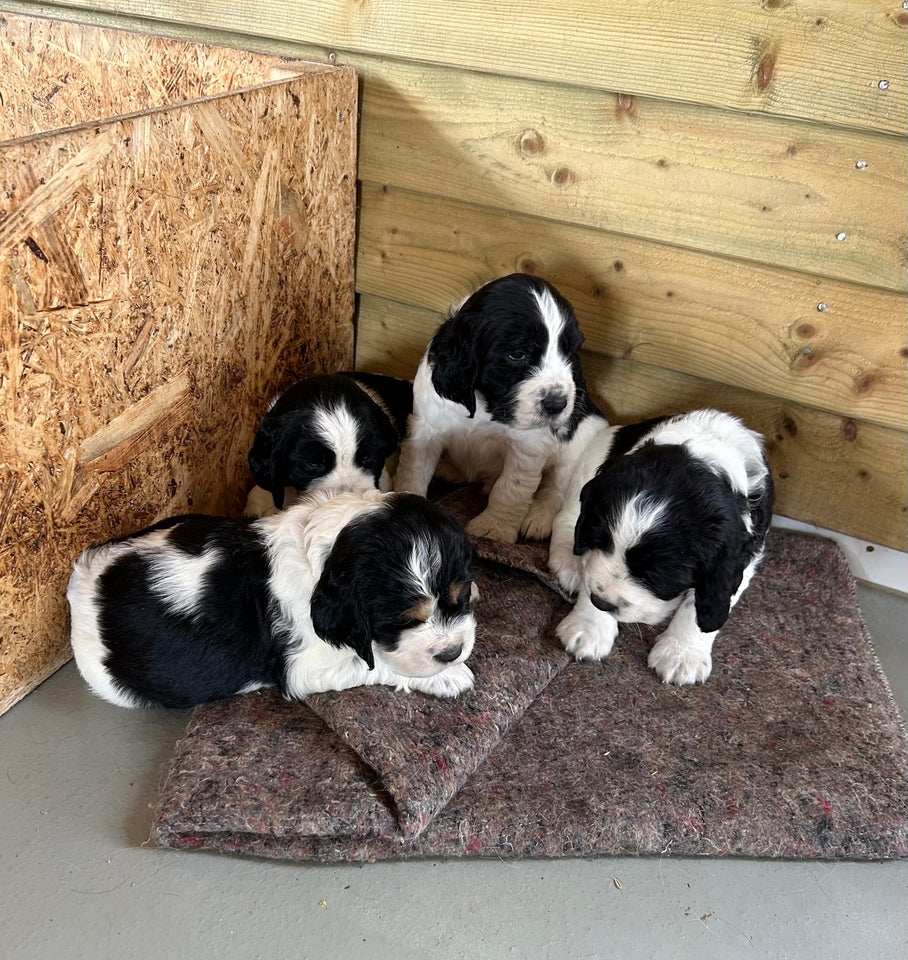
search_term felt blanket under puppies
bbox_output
[151,489,908,861]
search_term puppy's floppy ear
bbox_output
[573,476,604,556]
[310,542,375,669]
[428,313,479,417]
[248,423,286,510]
[693,540,748,634]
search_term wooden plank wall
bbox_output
[6,0,908,551]
[0,15,357,712]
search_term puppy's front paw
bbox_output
[466,511,519,544]
[548,550,582,596]
[648,632,712,685]
[407,663,475,698]
[556,607,618,661]
[519,498,555,540]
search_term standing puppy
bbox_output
[68,490,477,708]
[395,273,603,543]
[548,410,774,685]
[246,372,413,516]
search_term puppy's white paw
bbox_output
[548,550,582,596]
[466,511,519,544]
[556,607,618,661]
[519,498,555,540]
[648,632,712,685]
[407,663,475,698]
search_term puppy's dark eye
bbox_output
[506,351,528,364]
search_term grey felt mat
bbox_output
[151,491,908,862]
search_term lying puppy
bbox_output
[548,409,774,685]
[68,489,476,708]
[395,273,603,543]
[246,371,413,516]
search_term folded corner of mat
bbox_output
[151,494,908,863]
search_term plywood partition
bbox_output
[0,16,357,714]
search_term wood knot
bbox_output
[613,260,624,272]
[842,419,858,442]
[756,51,776,93]
[854,373,875,395]
[551,166,574,186]
[781,416,797,437]
[616,93,636,118]
[796,323,815,338]
[517,257,538,275]
[519,130,544,155]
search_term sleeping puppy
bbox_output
[245,371,413,516]
[548,409,774,685]
[67,489,476,708]
[394,273,604,543]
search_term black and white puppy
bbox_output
[548,409,774,685]
[395,273,604,543]
[67,489,476,709]
[246,371,413,516]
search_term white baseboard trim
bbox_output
[772,515,907,595]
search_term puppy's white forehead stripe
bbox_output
[613,494,668,553]
[531,287,568,374]
[313,403,360,466]
[405,535,442,598]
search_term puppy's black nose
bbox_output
[590,594,618,614]
[434,643,463,664]
[541,392,568,416]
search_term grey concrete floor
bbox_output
[2,583,907,960]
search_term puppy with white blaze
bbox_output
[245,371,413,516]
[548,409,774,685]
[67,490,477,708]
[394,273,604,544]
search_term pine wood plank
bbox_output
[356,183,907,431]
[355,293,907,550]
[355,57,907,292]
[35,0,908,133]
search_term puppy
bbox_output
[67,489,476,708]
[246,371,413,516]
[548,409,774,685]
[394,273,604,543]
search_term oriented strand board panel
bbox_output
[356,294,907,550]
[356,184,908,432]
[0,22,357,714]
[0,13,290,140]
[33,0,908,133]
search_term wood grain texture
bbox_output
[0,19,357,714]
[0,14,286,141]
[356,184,908,431]
[355,293,908,550]
[28,0,908,133]
[355,57,907,292]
